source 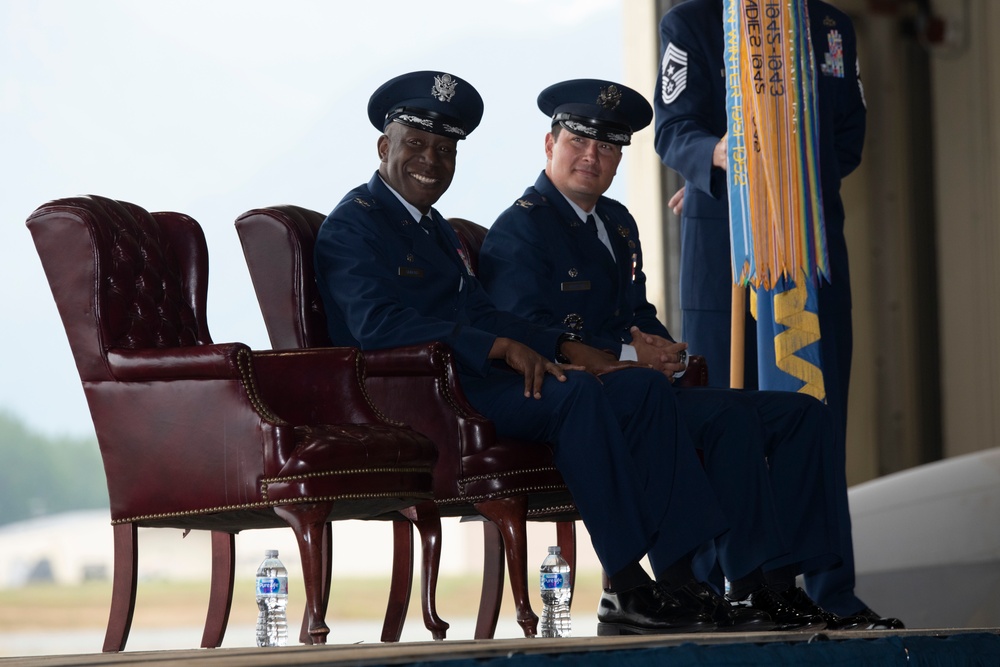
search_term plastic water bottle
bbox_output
[539,545,571,637]
[255,550,288,647]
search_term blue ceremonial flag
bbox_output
[724,0,827,400]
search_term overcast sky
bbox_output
[1,0,631,438]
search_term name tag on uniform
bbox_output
[398,267,425,278]
[560,280,591,292]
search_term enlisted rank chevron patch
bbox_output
[660,42,688,105]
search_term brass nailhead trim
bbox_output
[111,490,433,525]
[236,347,285,424]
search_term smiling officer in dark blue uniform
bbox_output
[313,70,736,635]
[653,0,900,630]
[478,77,866,630]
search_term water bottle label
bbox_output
[541,572,565,589]
[256,575,288,596]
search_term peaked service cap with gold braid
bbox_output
[368,70,484,141]
[538,78,652,146]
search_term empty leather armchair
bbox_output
[26,196,438,651]
[236,205,579,640]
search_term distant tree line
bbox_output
[0,411,108,526]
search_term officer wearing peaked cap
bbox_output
[367,70,484,141]
[537,78,654,146]
[314,71,731,635]
[480,78,854,633]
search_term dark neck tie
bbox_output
[585,214,599,236]
[420,215,457,261]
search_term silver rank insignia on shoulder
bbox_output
[432,73,458,102]
[660,42,688,105]
[353,197,371,208]
[515,198,533,209]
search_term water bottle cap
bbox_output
[265,549,279,558]
[547,546,561,555]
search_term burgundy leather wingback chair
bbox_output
[235,205,580,640]
[26,196,438,651]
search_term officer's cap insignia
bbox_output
[660,42,688,105]
[597,85,622,110]
[432,73,458,102]
[568,268,578,278]
[617,225,630,237]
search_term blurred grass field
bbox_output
[1,570,607,635]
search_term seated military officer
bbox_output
[478,78,894,631]
[313,70,757,635]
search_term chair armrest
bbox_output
[363,341,450,377]
[675,354,708,388]
[251,347,387,426]
[107,343,249,381]
[363,343,495,478]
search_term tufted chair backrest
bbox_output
[28,196,212,382]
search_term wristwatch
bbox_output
[556,332,583,364]
[673,348,689,379]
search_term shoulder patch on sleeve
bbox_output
[660,42,688,105]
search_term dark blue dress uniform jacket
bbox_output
[313,172,728,576]
[653,0,867,615]
[480,171,843,584]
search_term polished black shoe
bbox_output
[673,581,775,632]
[727,586,826,631]
[779,586,857,630]
[852,607,905,630]
[598,582,715,635]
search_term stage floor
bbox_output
[4,627,998,667]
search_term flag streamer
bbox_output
[724,0,827,399]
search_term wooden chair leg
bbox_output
[275,503,333,645]
[555,521,576,609]
[475,520,506,639]
[475,496,537,638]
[298,522,332,645]
[404,501,448,640]
[103,523,138,653]
[201,531,235,648]
[381,519,414,642]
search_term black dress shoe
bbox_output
[852,607,905,630]
[673,581,775,632]
[727,586,826,631]
[598,582,714,635]
[779,586,857,630]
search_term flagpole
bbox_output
[730,284,745,389]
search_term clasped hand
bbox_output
[630,326,688,379]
